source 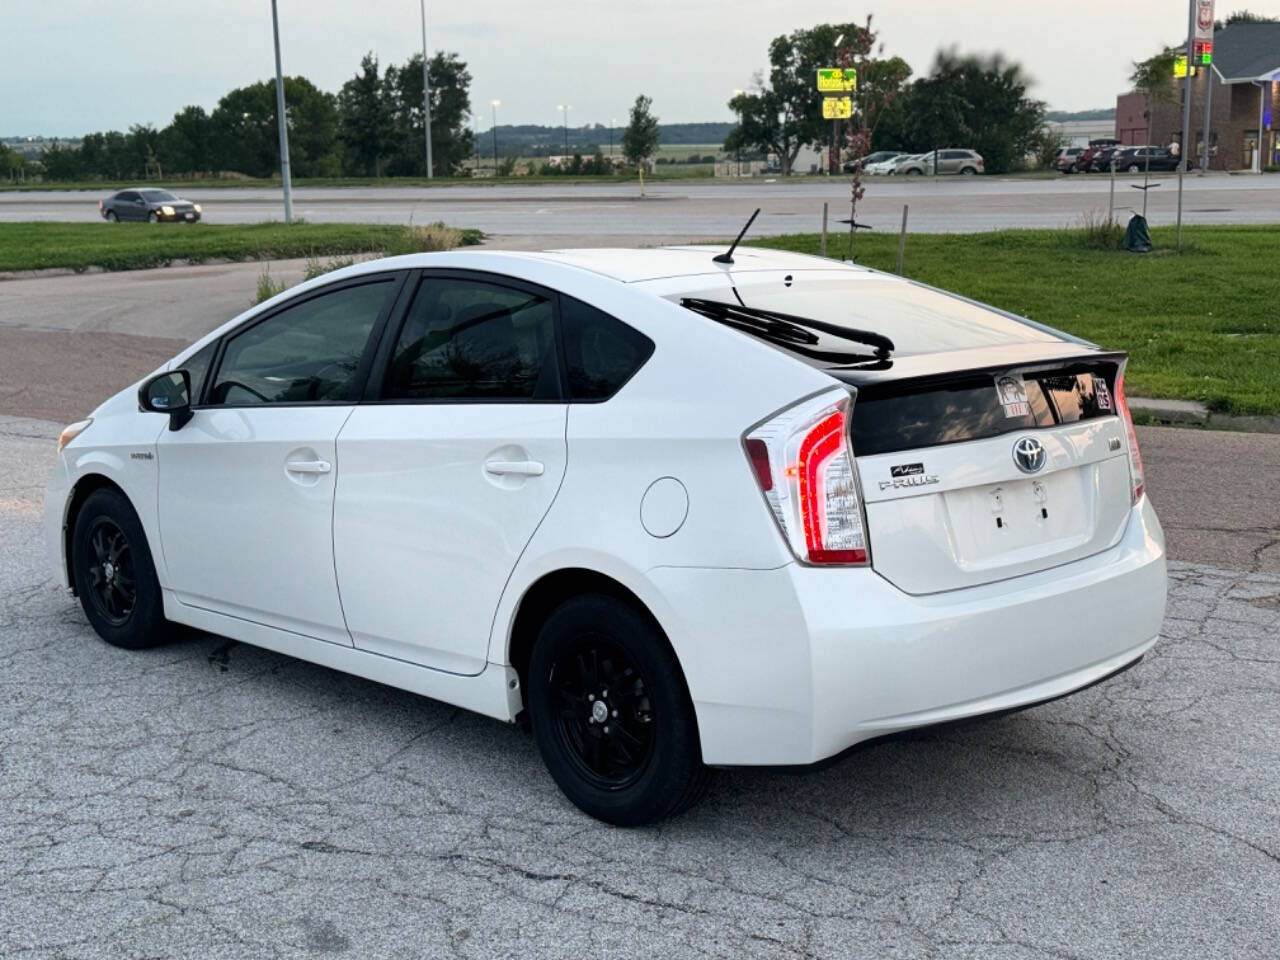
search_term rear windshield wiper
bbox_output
[680,298,894,362]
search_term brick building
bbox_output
[1115,20,1280,171]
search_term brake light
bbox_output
[1114,364,1145,503]
[744,391,870,565]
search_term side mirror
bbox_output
[139,370,193,431]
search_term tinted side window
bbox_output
[209,280,391,405]
[181,340,218,403]
[560,297,654,401]
[117,191,138,202]
[382,276,557,401]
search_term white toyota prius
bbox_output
[44,244,1167,824]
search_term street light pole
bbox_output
[490,99,500,171]
[269,0,293,224]
[419,0,434,178]
[558,105,571,155]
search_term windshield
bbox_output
[140,189,178,202]
[671,277,1059,358]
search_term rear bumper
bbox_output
[650,496,1166,766]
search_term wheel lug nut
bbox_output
[602,689,608,698]
[587,694,594,702]
[611,710,618,718]
[603,726,610,734]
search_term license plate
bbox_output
[184,213,195,220]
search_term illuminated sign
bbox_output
[822,96,853,119]
[1173,56,1198,78]
[817,68,857,93]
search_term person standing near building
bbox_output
[1168,138,1181,157]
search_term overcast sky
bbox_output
[5,0,1280,136]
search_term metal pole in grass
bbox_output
[820,202,828,258]
[270,0,293,224]
[1108,156,1116,223]
[896,204,909,274]
[1176,169,1185,249]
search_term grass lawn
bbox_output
[0,221,482,274]
[752,226,1280,416]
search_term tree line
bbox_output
[725,21,1051,175]
[37,51,475,181]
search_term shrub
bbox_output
[381,222,463,257]
[252,266,287,305]
[302,254,355,281]
[1074,210,1126,250]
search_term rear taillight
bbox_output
[1114,363,1145,504]
[744,390,870,565]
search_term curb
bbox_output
[1128,396,1280,434]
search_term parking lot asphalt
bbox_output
[4,172,1280,237]
[1,414,1277,959]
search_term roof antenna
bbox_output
[713,208,761,264]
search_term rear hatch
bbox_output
[845,355,1132,594]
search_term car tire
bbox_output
[905,168,921,176]
[71,487,170,650]
[527,593,711,826]
[1128,164,1140,173]
[106,211,118,222]
[148,212,159,223]
[961,166,977,175]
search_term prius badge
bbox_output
[1012,436,1047,474]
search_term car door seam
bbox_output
[331,404,361,647]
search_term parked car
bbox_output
[1114,146,1184,173]
[45,246,1167,825]
[1084,146,1126,173]
[1072,138,1121,174]
[1053,146,1085,172]
[891,149,984,175]
[862,153,907,175]
[842,151,903,174]
[99,188,201,223]
[884,153,923,175]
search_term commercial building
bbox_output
[1115,20,1280,171]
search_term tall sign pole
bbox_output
[270,0,293,224]
[420,0,434,178]
[1179,0,1196,173]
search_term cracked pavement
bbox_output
[1,415,1277,959]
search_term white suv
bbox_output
[44,246,1167,824]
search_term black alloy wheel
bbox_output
[84,517,136,626]
[528,594,711,825]
[548,636,655,791]
[71,487,170,649]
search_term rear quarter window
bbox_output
[559,296,654,400]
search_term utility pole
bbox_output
[419,0,434,178]
[1179,0,1195,173]
[270,0,293,224]
[558,104,571,155]
[490,99,500,170]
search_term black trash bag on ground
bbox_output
[1124,214,1152,253]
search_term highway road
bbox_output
[3,173,1280,239]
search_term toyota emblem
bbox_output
[1012,436,1047,474]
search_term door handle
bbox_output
[286,459,332,475]
[484,459,544,477]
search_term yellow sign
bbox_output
[1173,56,1197,78]
[817,68,857,93]
[822,96,853,120]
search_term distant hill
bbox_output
[487,122,733,156]
[1046,109,1116,122]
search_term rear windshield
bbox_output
[671,277,1058,358]
[140,189,178,202]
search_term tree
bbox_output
[158,106,216,174]
[209,78,339,178]
[382,52,475,176]
[875,50,1045,173]
[724,22,910,175]
[338,53,390,176]
[1130,47,1179,105]
[621,95,659,168]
